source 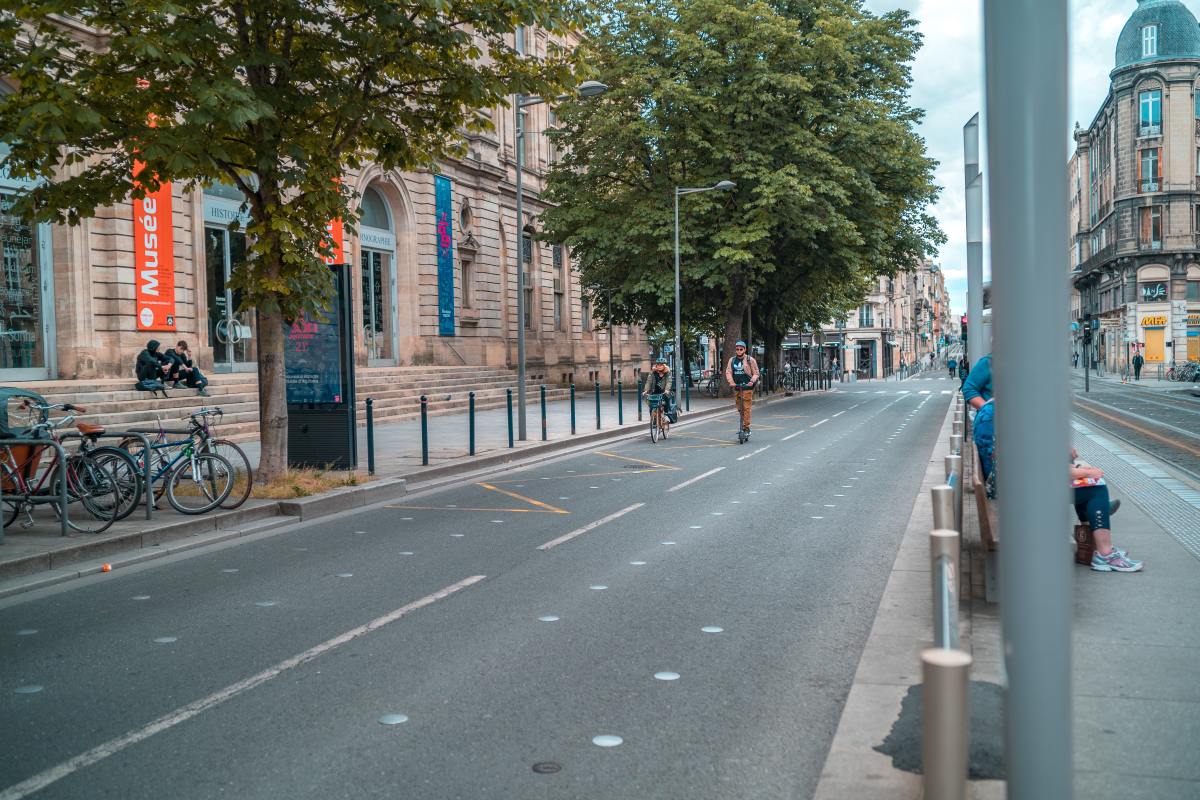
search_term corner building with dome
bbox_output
[1070,0,1200,371]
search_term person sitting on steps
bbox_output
[164,340,210,397]
[135,339,171,397]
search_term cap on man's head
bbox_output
[735,340,747,348]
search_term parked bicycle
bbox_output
[115,410,236,515]
[0,393,121,534]
[1165,361,1199,382]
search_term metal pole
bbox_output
[684,376,690,411]
[595,381,601,430]
[420,395,429,466]
[515,93,528,441]
[608,293,615,395]
[540,385,547,441]
[468,392,475,456]
[931,485,956,533]
[921,648,972,800]
[674,189,682,403]
[985,1,1072,792]
[930,528,960,650]
[945,453,963,533]
[638,388,643,421]
[366,397,376,475]
[965,113,986,362]
[950,433,962,456]
[506,388,514,448]
[570,383,576,434]
[617,380,624,425]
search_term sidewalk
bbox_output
[815,400,1200,798]
[1072,365,1199,395]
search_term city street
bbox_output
[1,380,955,800]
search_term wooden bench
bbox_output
[970,466,1000,603]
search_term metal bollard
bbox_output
[921,648,972,800]
[685,377,690,411]
[638,388,643,422]
[952,420,964,437]
[506,388,514,448]
[950,433,962,456]
[931,484,956,533]
[570,383,577,435]
[366,397,376,475]
[617,380,624,425]
[595,382,601,430]
[945,454,963,532]
[468,392,476,456]
[540,385,547,441]
[420,395,429,466]
[930,528,960,649]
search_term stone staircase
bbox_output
[3,366,583,443]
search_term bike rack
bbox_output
[58,430,155,521]
[0,437,70,539]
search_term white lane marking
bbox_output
[941,390,952,395]
[782,430,805,441]
[810,419,830,429]
[919,390,930,395]
[832,411,845,418]
[667,467,725,493]
[0,575,487,800]
[537,503,645,551]
[737,446,770,462]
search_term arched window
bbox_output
[359,187,391,230]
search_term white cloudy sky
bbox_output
[862,0,1139,313]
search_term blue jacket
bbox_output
[962,354,992,404]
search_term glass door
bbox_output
[0,190,53,379]
[360,248,395,363]
[205,226,256,371]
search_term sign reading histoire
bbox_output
[132,166,176,331]
[435,175,455,336]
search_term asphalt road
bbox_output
[1071,374,1200,480]
[1,377,954,800]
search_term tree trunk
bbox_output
[720,302,747,398]
[256,306,289,483]
[763,327,781,388]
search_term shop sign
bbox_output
[1187,313,1200,326]
[133,167,176,332]
[1139,281,1168,302]
[359,228,395,251]
[1141,315,1167,327]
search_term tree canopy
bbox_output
[0,0,585,479]
[541,0,943,370]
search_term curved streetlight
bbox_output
[513,80,608,440]
[673,180,736,400]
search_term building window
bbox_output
[523,280,534,329]
[553,291,564,331]
[1140,205,1163,248]
[1139,89,1162,136]
[547,109,558,165]
[1140,148,1160,192]
[1187,280,1200,301]
[515,25,527,55]
[581,297,591,331]
[461,259,475,309]
[521,232,532,264]
[859,305,873,328]
[1142,25,1158,58]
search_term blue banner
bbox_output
[435,175,455,336]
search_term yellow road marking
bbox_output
[384,505,560,513]
[596,451,679,470]
[671,433,736,444]
[478,482,570,514]
[654,443,736,450]
[491,469,659,484]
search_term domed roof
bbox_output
[1115,0,1200,69]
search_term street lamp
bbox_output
[673,180,735,401]
[513,80,607,440]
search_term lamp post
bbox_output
[674,180,735,401]
[513,80,606,440]
[586,284,617,393]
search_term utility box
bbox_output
[285,264,357,469]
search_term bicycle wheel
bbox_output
[166,453,233,514]
[119,437,172,502]
[59,454,120,534]
[650,412,659,443]
[200,438,253,509]
[89,445,144,521]
[1,461,22,528]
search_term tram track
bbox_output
[1072,395,1200,485]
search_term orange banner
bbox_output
[324,216,345,265]
[133,165,176,331]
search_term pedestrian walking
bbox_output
[1072,351,1079,369]
[947,356,957,378]
[1132,352,1144,381]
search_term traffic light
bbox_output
[960,314,968,343]
[1082,312,1092,344]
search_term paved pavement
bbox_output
[0,377,956,799]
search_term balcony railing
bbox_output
[1140,179,1160,193]
[1139,124,1162,137]
[1138,239,1163,252]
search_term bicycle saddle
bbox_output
[77,422,106,438]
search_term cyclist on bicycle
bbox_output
[642,358,674,425]
[725,340,759,439]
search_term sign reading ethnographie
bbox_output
[435,175,455,336]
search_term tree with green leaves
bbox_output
[541,0,942,386]
[0,0,584,481]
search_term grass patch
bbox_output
[250,467,374,499]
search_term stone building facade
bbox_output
[1071,0,1200,371]
[0,24,648,387]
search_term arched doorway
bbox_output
[358,186,397,364]
[0,82,57,379]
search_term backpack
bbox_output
[135,378,168,398]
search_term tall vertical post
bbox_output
[420,395,429,466]
[366,397,376,475]
[540,385,547,441]
[617,380,624,425]
[468,391,476,456]
[515,94,528,441]
[984,2,1072,798]
[570,383,576,434]
[673,190,682,403]
[608,293,615,395]
[595,381,601,430]
[506,388,514,448]
[964,114,986,363]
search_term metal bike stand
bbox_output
[1,437,70,538]
[59,430,155,521]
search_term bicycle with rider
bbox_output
[725,340,759,440]
[642,357,674,432]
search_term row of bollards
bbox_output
[923,392,971,800]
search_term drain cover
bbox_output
[532,762,562,774]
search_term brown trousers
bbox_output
[735,389,753,430]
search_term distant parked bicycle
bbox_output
[701,370,721,398]
[1165,361,1199,382]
